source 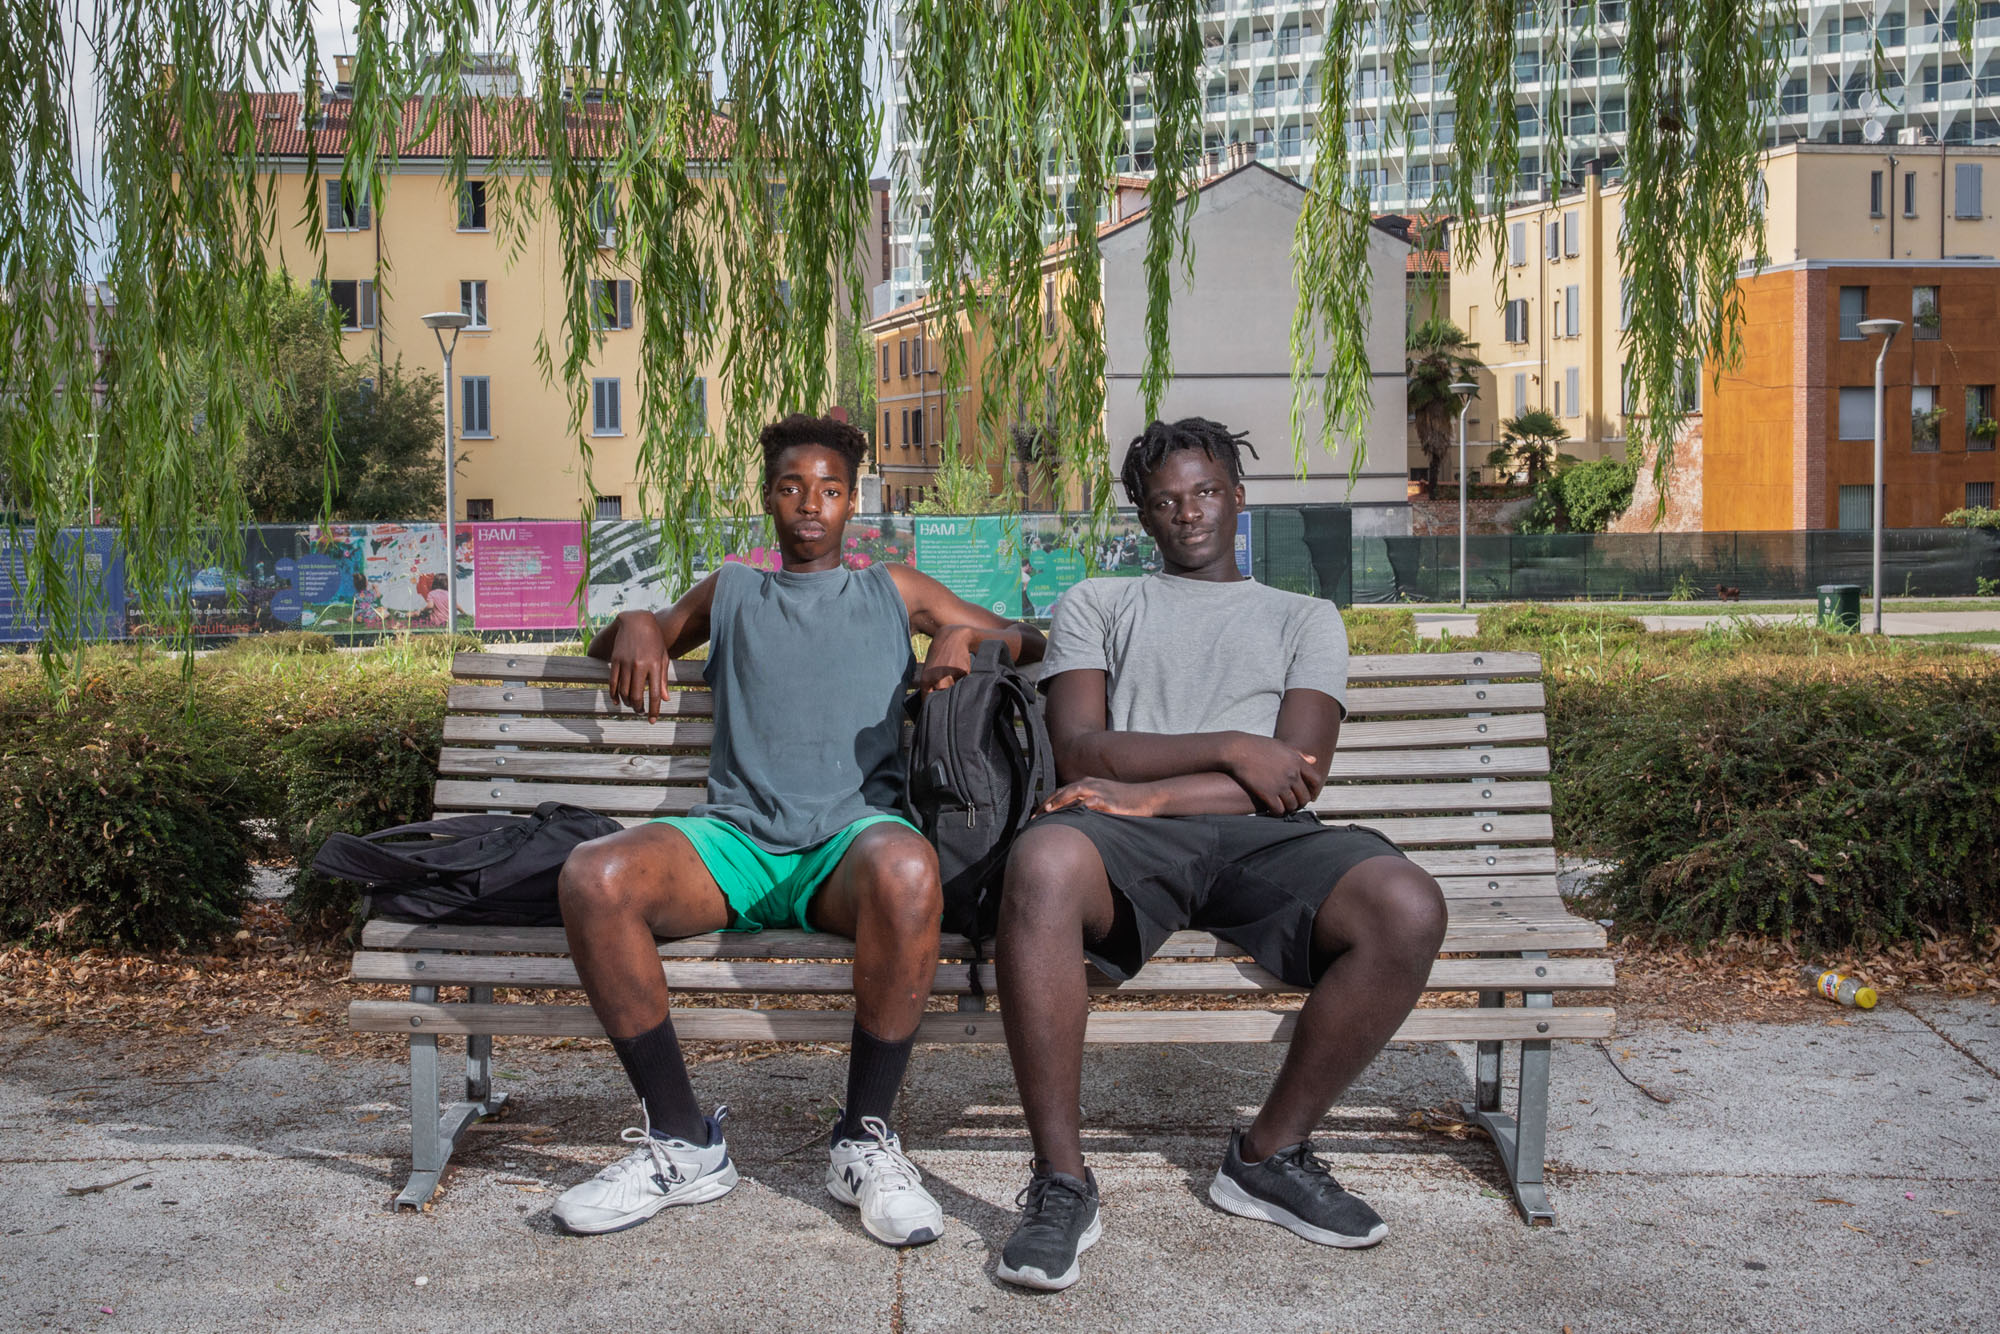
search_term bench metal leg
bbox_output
[1462,953,1557,1226]
[394,976,509,1211]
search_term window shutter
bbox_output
[1545,221,1559,259]
[1565,285,1580,337]
[1955,163,1983,218]
[1563,210,1579,256]
[1513,372,1527,414]
[1619,276,1632,329]
[690,377,706,429]
[618,280,633,330]
[1509,221,1525,266]
[1565,366,1580,417]
[354,187,370,230]
[359,280,376,329]
[326,179,343,228]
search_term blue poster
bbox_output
[0,528,125,644]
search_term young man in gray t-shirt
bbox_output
[992,419,1448,1292]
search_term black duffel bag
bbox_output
[310,801,623,926]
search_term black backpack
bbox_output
[903,640,1057,940]
[309,801,623,926]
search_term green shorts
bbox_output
[652,813,918,932]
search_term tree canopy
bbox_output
[2,0,1783,663]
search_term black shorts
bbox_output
[1031,808,1409,989]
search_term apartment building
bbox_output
[1454,141,2000,527]
[245,60,843,522]
[885,1,2000,306]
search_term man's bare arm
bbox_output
[585,572,720,720]
[885,563,1046,692]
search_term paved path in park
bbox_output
[2,998,1995,1332]
[1413,607,2000,643]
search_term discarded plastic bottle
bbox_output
[1801,967,1877,1010]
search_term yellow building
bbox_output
[245,76,842,522]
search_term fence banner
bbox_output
[0,528,124,644]
[471,521,586,631]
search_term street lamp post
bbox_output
[421,311,472,631]
[1450,381,1479,610]
[1858,318,1902,635]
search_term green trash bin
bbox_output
[1817,584,1861,631]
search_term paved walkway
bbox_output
[3,998,1995,1332]
[1414,608,2000,642]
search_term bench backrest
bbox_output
[436,648,1598,953]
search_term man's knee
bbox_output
[1327,858,1449,959]
[998,825,1098,931]
[557,834,642,920]
[851,828,944,928]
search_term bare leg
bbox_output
[807,823,945,1042]
[558,823,730,1039]
[1242,856,1448,1160]
[994,824,1121,1180]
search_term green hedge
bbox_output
[1472,609,2000,947]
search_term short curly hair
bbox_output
[760,413,869,490]
[1118,417,1258,504]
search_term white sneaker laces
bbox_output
[602,1120,687,1188]
[852,1116,922,1194]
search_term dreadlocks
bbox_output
[1118,417,1260,504]
[760,413,870,489]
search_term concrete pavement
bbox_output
[2,997,1996,1332]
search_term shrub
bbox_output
[277,674,448,936]
[1941,505,2000,531]
[1516,456,1637,534]
[1553,658,2000,948]
[1344,609,1419,654]
[0,672,265,948]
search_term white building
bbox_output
[1100,164,1413,529]
[885,0,2000,306]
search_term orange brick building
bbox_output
[1703,261,2000,531]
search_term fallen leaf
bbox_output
[357,1112,381,1123]
[1813,1198,1852,1206]
[1841,1222,1870,1235]
[1806,873,1827,886]
[66,1172,149,1196]
[1932,1209,1962,1217]
[1913,1258,1934,1266]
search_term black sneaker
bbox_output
[1208,1129,1388,1248]
[996,1163,1102,1291]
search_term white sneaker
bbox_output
[826,1115,945,1247]
[552,1107,738,1235]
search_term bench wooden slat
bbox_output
[351,999,1614,1043]
[444,716,720,749]
[435,750,1555,816]
[349,951,1616,994]
[449,650,1544,687]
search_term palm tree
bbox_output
[1407,317,1485,494]
[1488,408,1573,488]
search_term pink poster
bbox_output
[470,521,586,630]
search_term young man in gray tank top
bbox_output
[551,415,1044,1246]
[991,419,1449,1291]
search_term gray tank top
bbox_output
[692,559,914,851]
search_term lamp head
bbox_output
[1449,381,1478,399]
[422,311,473,331]
[1857,318,1902,341]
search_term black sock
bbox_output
[609,1016,708,1144]
[835,1022,915,1140]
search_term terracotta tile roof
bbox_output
[1407,249,1450,273]
[229,91,734,161]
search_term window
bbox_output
[883,410,892,444]
[1504,298,1529,343]
[900,409,909,446]
[1565,285,1581,338]
[1513,372,1528,414]
[460,375,491,437]
[458,180,487,230]
[1954,163,1983,218]
[1563,210,1580,257]
[1912,384,1940,452]
[1620,361,1634,415]
[1970,482,1996,509]
[595,495,623,520]
[1545,220,1560,260]
[590,279,634,331]
[592,378,622,435]
[689,377,707,431]
[325,179,370,230]
[1913,286,1940,340]
[589,183,620,237]
[1838,485,1873,530]
[1677,360,1703,413]
[913,335,926,374]
[879,344,888,381]
[326,279,376,330]
[910,406,925,448]
[1565,366,1581,418]
[460,280,488,329]
[1870,170,1884,217]
[465,499,494,522]
[1552,377,1561,418]
[1904,171,1919,217]
[1044,277,1057,338]
[1967,385,1996,450]
[1838,386,1876,440]
[1619,275,1633,330]
[1838,286,1868,340]
[1508,221,1527,266]
[898,339,908,377]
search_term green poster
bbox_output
[912,515,1023,618]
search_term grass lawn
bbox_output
[1391,598,2000,616]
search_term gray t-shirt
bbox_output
[1039,573,1350,733]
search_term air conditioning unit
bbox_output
[1897,127,1932,146]
[597,227,618,249]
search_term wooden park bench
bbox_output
[347,648,1615,1221]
